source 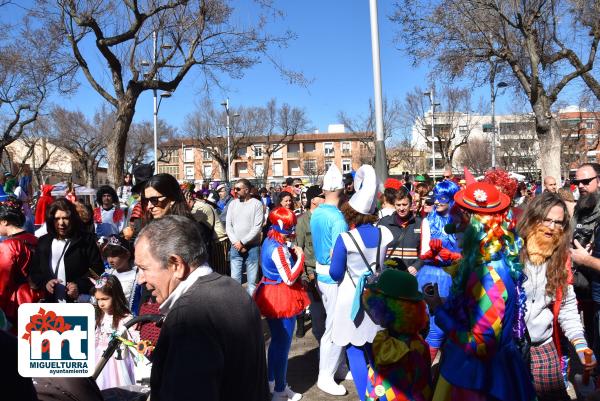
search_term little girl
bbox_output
[93,274,138,390]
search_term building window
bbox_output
[273,161,283,177]
[202,148,212,161]
[237,162,248,174]
[325,160,333,171]
[237,147,247,157]
[303,159,316,172]
[161,149,179,164]
[254,145,263,159]
[324,142,334,156]
[587,121,595,129]
[303,142,316,153]
[272,146,283,159]
[289,160,300,173]
[184,165,194,180]
[158,165,179,177]
[342,159,352,173]
[203,164,213,178]
[287,143,300,154]
[184,148,194,163]
[342,142,351,153]
[254,162,264,177]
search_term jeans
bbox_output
[230,245,259,295]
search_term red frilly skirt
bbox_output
[253,278,310,319]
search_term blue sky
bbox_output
[6,1,587,137]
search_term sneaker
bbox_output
[269,380,275,393]
[271,386,302,401]
[317,377,347,396]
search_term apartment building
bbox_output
[157,128,373,185]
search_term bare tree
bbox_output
[392,0,600,180]
[33,0,301,186]
[299,152,326,185]
[386,138,425,173]
[402,85,481,170]
[338,97,402,156]
[456,137,492,176]
[126,119,176,172]
[0,8,76,167]
[49,105,108,187]
[246,99,310,187]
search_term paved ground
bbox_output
[265,320,358,401]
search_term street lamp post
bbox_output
[142,31,172,175]
[220,99,239,183]
[423,90,440,179]
[491,81,508,168]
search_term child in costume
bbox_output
[428,182,537,401]
[254,207,310,401]
[417,179,461,357]
[362,269,432,401]
[93,274,138,390]
[101,235,142,315]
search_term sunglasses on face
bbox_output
[443,175,451,179]
[234,187,246,192]
[145,196,167,206]
[294,184,303,188]
[573,176,598,186]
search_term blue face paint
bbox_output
[435,194,451,205]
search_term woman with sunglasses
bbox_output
[417,179,462,360]
[143,174,192,221]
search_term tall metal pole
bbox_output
[224,99,231,183]
[369,0,387,182]
[430,90,436,180]
[491,88,496,168]
[152,31,158,174]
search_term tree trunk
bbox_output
[532,100,562,180]
[107,96,138,187]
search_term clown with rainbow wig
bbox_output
[254,207,310,401]
[426,181,536,401]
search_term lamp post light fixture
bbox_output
[423,90,441,179]
[491,81,508,168]
[220,99,240,183]
[141,31,173,174]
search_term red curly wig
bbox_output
[268,206,297,244]
[482,168,518,199]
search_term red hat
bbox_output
[454,182,511,214]
[384,178,402,190]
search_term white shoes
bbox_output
[317,376,347,396]
[271,385,302,401]
[269,380,275,393]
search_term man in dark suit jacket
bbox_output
[135,215,269,401]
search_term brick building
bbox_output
[157,130,373,186]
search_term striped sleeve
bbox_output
[271,245,305,286]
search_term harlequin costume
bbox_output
[254,207,309,401]
[362,269,432,401]
[94,206,125,237]
[432,182,536,401]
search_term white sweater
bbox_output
[523,260,585,345]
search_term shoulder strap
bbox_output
[346,227,382,274]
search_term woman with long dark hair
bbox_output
[30,198,104,302]
[143,174,192,221]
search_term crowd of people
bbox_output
[2,161,600,401]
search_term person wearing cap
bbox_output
[254,207,309,401]
[361,269,432,401]
[329,165,394,400]
[426,182,537,401]
[378,188,424,276]
[295,185,326,342]
[417,179,461,359]
[310,164,350,396]
[123,163,154,240]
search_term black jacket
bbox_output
[30,231,104,299]
[151,272,269,401]
[378,213,423,271]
